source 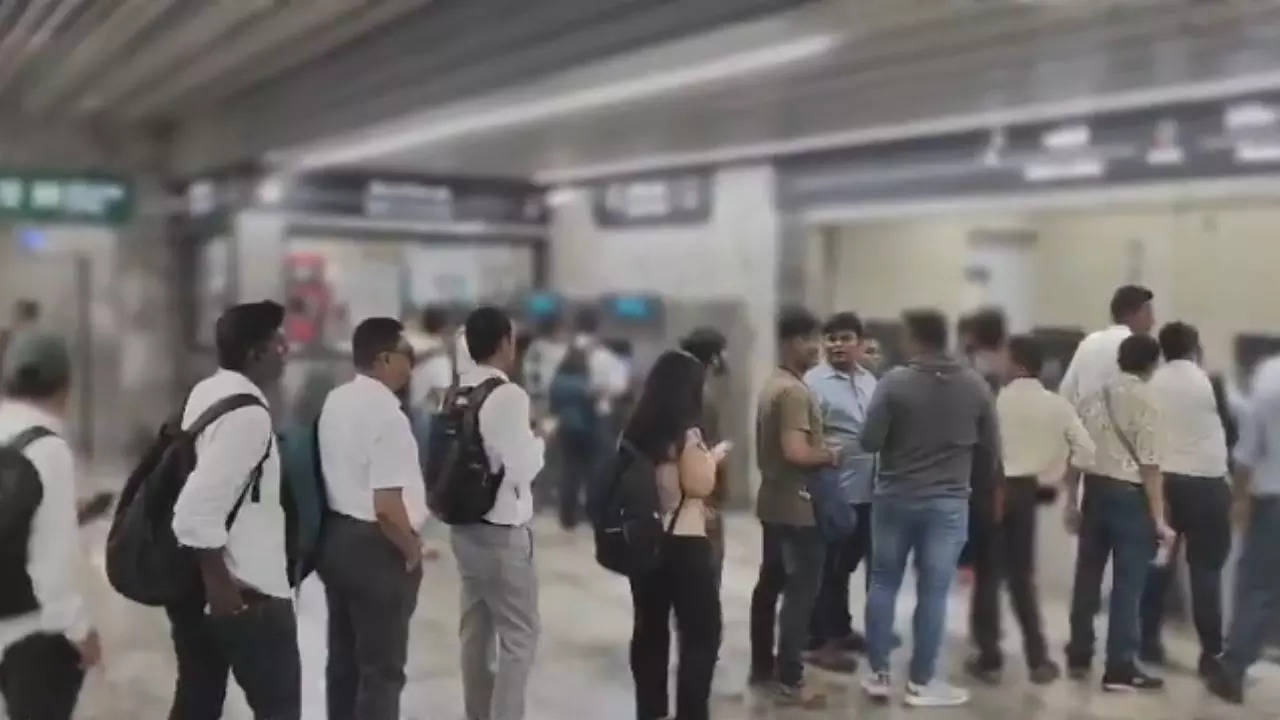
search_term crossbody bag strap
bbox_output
[8,426,56,452]
[226,435,272,530]
[665,491,686,535]
[1102,387,1143,466]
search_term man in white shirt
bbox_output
[1139,322,1231,673]
[317,317,426,720]
[451,307,545,720]
[407,306,454,413]
[0,332,98,720]
[169,301,299,720]
[1059,285,1156,411]
[967,335,1094,686]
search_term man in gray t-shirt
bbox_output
[859,310,996,708]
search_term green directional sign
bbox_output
[0,171,133,225]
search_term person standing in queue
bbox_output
[1065,334,1174,691]
[1059,285,1156,411]
[966,335,1094,686]
[451,307,545,720]
[625,350,728,720]
[1139,322,1231,674]
[678,328,731,584]
[1205,351,1280,704]
[169,301,299,719]
[0,332,100,720]
[316,318,427,720]
[859,310,996,708]
[803,312,877,673]
[749,307,836,710]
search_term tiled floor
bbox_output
[70,512,1275,719]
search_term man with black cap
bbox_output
[169,301,299,719]
[680,327,731,581]
[0,332,99,720]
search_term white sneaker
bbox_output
[862,671,892,701]
[904,680,970,707]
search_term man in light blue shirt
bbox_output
[804,312,878,672]
[1207,353,1280,705]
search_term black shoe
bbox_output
[964,654,1003,685]
[1203,657,1244,705]
[1029,660,1061,685]
[804,647,858,674]
[833,631,867,654]
[1102,665,1164,692]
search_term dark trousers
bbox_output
[1223,496,1280,680]
[971,476,1049,668]
[167,593,301,720]
[1066,475,1156,671]
[810,503,872,648]
[558,432,596,529]
[318,514,423,720]
[629,536,722,720]
[0,633,84,720]
[749,523,825,686]
[1140,474,1231,658]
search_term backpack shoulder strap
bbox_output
[7,426,57,452]
[185,393,266,438]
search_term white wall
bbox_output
[824,198,1280,374]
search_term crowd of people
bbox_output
[1,282,1279,719]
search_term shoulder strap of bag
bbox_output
[1102,386,1143,466]
[186,393,265,438]
[226,433,272,531]
[665,492,686,535]
[7,426,56,452]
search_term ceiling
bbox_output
[0,0,810,172]
[258,0,1280,182]
[7,1,1280,181]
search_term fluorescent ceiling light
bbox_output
[280,33,838,170]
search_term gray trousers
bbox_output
[318,514,422,720]
[450,524,540,720]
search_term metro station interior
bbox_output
[5,1,1280,718]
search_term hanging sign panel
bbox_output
[0,171,133,225]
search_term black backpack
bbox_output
[590,439,683,577]
[0,426,56,618]
[106,394,271,607]
[423,378,506,525]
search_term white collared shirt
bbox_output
[1059,324,1132,411]
[1150,359,1228,478]
[172,369,290,599]
[0,401,91,655]
[318,374,428,531]
[997,377,1095,479]
[462,365,545,526]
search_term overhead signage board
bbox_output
[592,172,712,227]
[0,171,133,225]
[777,90,1280,210]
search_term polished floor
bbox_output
[70,510,1276,720]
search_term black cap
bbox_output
[680,327,727,366]
[1110,285,1154,323]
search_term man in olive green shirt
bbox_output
[750,308,838,709]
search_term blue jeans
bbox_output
[1066,475,1156,670]
[1222,496,1280,680]
[865,496,969,685]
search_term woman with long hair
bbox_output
[623,350,728,720]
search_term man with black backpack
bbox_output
[447,307,545,720]
[168,301,299,719]
[317,317,427,720]
[0,332,99,720]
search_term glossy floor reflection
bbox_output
[73,511,1274,719]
